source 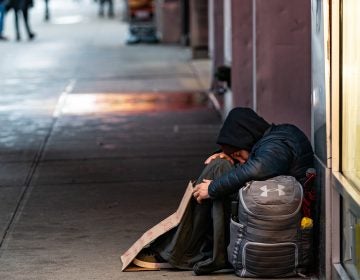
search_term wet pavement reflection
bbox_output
[61,92,209,115]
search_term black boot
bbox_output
[28,32,36,40]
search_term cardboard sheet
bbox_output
[120,181,194,271]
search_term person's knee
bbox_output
[207,158,233,170]
[198,158,233,181]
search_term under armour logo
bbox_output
[260,185,286,197]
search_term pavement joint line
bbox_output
[188,61,209,92]
[0,160,35,164]
[38,154,208,163]
[0,79,76,254]
[32,179,192,187]
[208,91,222,112]
[74,73,195,81]
[188,61,222,117]
[53,79,76,118]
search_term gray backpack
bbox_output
[227,175,313,278]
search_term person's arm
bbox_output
[208,141,294,199]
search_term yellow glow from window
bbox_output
[342,0,360,190]
[60,92,206,115]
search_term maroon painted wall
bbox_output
[190,0,209,58]
[156,0,182,44]
[230,0,311,137]
[212,0,225,70]
[231,0,253,108]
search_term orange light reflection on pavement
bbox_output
[61,92,207,115]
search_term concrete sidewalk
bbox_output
[0,1,309,279]
[0,0,226,279]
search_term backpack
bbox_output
[227,175,313,278]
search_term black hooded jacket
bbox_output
[217,107,270,151]
[151,108,314,274]
[208,108,314,199]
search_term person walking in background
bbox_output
[44,0,50,21]
[98,0,114,18]
[7,0,35,41]
[0,0,7,40]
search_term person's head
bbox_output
[217,107,270,161]
[221,144,250,164]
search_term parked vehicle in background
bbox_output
[128,0,153,20]
[126,0,157,44]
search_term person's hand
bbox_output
[193,179,212,203]
[204,152,234,165]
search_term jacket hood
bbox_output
[217,107,270,151]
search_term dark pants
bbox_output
[152,158,234,274]
[44,0,50,21]
[99,0,114,17]
[0,3,5,35]
[14,8,34,40]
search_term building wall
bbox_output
[231,0,253,109]
[212,0,224,71]
[155,0,183,44]
[190,0,209,58]
[230,0,311,138]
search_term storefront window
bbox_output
[342,0,360,191]
[341,1,360,278]
[341,199,360,279]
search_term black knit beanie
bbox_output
[217,107,270,151]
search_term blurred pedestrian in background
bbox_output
[99,0,114,18]
[44,0,50,21]
[7,0,35,41]
[0,0,7,40]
